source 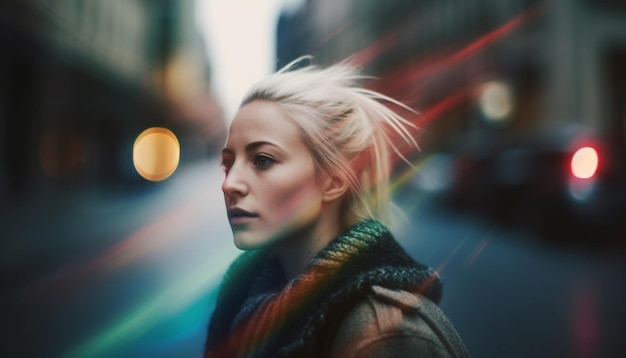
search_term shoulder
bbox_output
[329,285,469,358]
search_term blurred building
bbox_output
[276,0,626,238]
[0,0,225,202]
[276,0,626,151]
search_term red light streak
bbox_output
[350,30,401,67]
[412,90,471,128]
[351,5,546,170]
[367,5,545,104]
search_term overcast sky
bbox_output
[196,0,304,120]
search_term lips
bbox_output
[227,207,259,223]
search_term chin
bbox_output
[233,232,269,250]
[233,239,257,250]
[232,228,287,251]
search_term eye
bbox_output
[253,154,276,169]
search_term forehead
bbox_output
[225,100,305,150]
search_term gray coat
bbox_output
[330,285,468,357]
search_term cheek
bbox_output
[267,176,322,219]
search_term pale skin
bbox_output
[221,100,349,280]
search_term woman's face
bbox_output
[221,100,327,250]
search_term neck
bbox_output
[273,204,344,280]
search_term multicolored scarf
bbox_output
[204,220,442,357]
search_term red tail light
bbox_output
[571,146,598,179]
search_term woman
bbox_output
[204,58,468,358]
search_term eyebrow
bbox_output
[222,141,281,155]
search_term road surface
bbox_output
[1,159,625,357]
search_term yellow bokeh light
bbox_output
[478,81,514,122]
[133,127,180,181]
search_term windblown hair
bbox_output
[241,57,417,227]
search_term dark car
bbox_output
[445,125,626,244]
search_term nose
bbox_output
[221,164,248,198]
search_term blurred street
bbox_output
[2,159,625,357]
[1,160,240,357]
[2,1,626,357]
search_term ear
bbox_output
[322,175,349,203]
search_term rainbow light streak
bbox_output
[389,154,428,194]
[434,235,466,275]
[345,8,546,186]
[62,253,231,358]
[23,190,211,303]
[209,244,441,357]
[357,8,548,236]
[7,164,233,356]
[376,89,472,178]
[390,154,488,267]
[467,237,490,267]
[34,6,547,356]
[92,8,547,354]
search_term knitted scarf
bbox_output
[204,220,442,358]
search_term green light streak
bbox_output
[63,250,237,358]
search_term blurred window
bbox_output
[589,0,626,12]
[605,47,626,146]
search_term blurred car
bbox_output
[445,125,626,243]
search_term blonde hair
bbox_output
[241,57,417,227]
